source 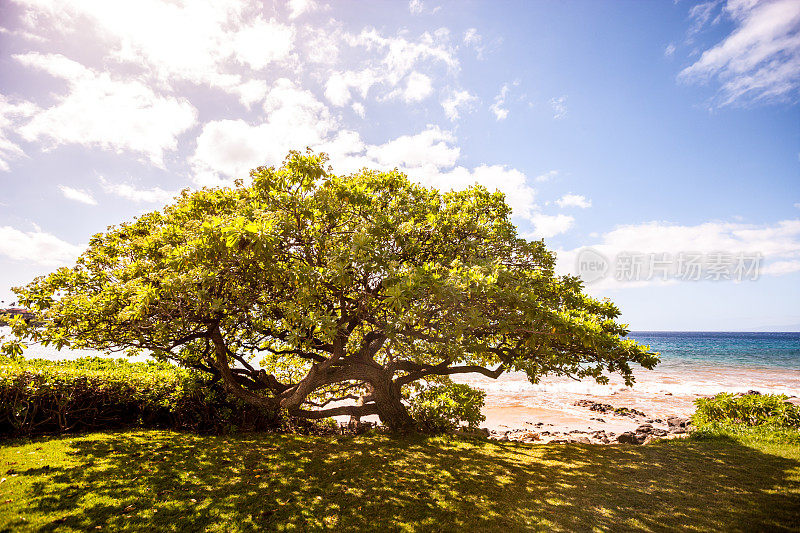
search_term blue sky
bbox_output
[0,0,798,330]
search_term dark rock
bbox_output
[666,416,690,429]
[617,432,644,445]
[455,428,490,438]
[574,400,648,419]
[574,400,614,413]
[614,406,647,418]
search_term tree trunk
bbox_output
[370,376,415,432]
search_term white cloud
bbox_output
[58,185,97,205]
[525,214,575,239]
[15,53,197,166]
[535,170,559,182]
[0,225,83,266]
[0,95,38,172]
[326,127,547,225]
[191,120,272,187]
[688,1,723,37]
[463,28,485,58]
[600,219,800,256]
[192,78,336,186]
[403,72,433,102]
[442,89,478,120]
[315,130,369,172]
[329,129,540,223]
[194,109,543,228]
[351,102,366,118]
[761,259,800,276]
[464,28,481,46]
[230,79,269,108]
[99,177,177,204]
[435,164,537,221]
[664,43,676,57]
[230,16,295,70]
[0,25,46,43]
[365,125,459,170]
[12,0,294,104]
[550,95,567,119]
[490,84,510,120]
[324,70,379,106]
[409,0,424,14]
[325,72,352,106]
[558,219,800,288]
[288,0,317,19]
[679,0,800,106]
[262,78,336,132]
[303,24,341,65]
[556,193,591,209]
[346,27,458,87]
[316,27,461,107]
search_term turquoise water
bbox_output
[463,332,800,400]
[629,331,800,371]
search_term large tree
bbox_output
[1,151,657,431]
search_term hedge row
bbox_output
[0,356,280,437]
[693,392,800,428]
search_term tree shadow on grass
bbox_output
[4,430,800,532]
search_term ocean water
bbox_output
[456,331,800,399]
[630,331,800,372]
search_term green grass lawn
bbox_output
[1,430,798,532]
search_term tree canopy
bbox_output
[1,151,657,431]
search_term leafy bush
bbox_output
[0,356,280,437]
[693,392,800,428]
[691,392,800,444]
[408,383,486,433]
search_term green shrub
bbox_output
[0,356,280,437]
[691,393,800,445]
[408,382,486,433]
[692,392,800,428]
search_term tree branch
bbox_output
[395,361,506,386]
[289,403,379,420]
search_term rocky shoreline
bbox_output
[479,400,693,445]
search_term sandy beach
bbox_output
[454,363,800,444]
